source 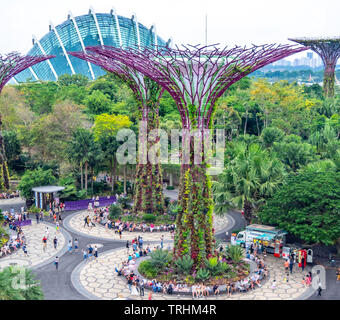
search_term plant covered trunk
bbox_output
[133,97,165,216]
[324,63,335,98]
[243,199,253,225]
[84,161,88,195]
[0,115,10,190]
[174,131,214,270]
[111,158,116,192]
[80,161,83,190]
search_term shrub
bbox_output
[138,260,158,279]
[117,196,131,209]
[196,268,210,281]
[166,185,175,190]
[109,203,123,220]
[149,249,171,270]
[28,206,40,214]
[175,255,194,275]
[226,245,244,263]
[143,214,156,223]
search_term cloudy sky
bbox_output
[0,0,339,59]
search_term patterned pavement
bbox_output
[0,221,67,270]
[73,247,311,301]
[64,210,230,242]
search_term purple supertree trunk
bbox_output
[78,43,308,269]
[69,51,165,215]
[0,52,54,189]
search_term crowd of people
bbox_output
[84,205,176,238]
[0,222,26,258]
[0,191,20,199]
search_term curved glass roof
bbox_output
[14,9,170,82]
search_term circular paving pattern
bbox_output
[64,210,230,242]
[0,221,67,270]
[73,247,311,300]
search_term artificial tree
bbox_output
[69,50,165,215]
[289,37,340,97]
[0,53,54,189]
[81,44,308,269]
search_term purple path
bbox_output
[64,196,116,211]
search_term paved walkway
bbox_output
[64,210,230,242]
[0,221,67,270]
[73,247,311,300]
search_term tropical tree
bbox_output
[92,114,132,192]
[18,168,57,200]
[259,169,340,254]
[213,143,286,225]
[0,266,44,300]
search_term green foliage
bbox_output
[18,168,57,200]
[143,214,156,223]
[259,169,340,247]
[196,268,210,281]
[261,127,285,148]
[226,245,244,263]
[138,260,158,279]
[109,203,123,220]
[84,90,112,116]
[0,266,44,300]
[175,255,194,275]
[149,249,171,270]
[117,196,131,209]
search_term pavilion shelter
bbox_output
[32,186,65,210]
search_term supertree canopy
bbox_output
[289,37,339,97]
[80,43,307,269]
[69,50,165,215]
[0,52,54,190]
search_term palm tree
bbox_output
[67,128,99,195]
[213,142,286,225]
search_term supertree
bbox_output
[69,50,165,215]
[289,37,340,97]
[83,44,308,269]
[0,53,54,190]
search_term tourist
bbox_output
[271,279,277,290]
[139,279,144,297]
[54,256,59,270]
[94,246,98,259]
[126,240,129,253]
[213,284,219,295]
[284,259,289,273]
[36,212,39,224]
[160,235,164,249]
[82,249,87,260]
[148,292,152,300]
[336,268,340,281]
[22,244,28,257]
[68,240,73,253]
[88,245,93,258]
[74,239,79,252]
[317,282,322,296]
[53,236,58,249]
[56,222,60,233]
[42,235,47,251]
[84,215,89,228]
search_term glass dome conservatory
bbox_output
[14,7,171,82]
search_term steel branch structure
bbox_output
[289,37,340,97]
[0,52,54,189]
[69,50,165,215]
[85,44,308,130]
[79,43,308,268]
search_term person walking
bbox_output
[139,279,145,297]
[22,244,28,257]
[160,235,164,249]
[84,216,89,228]
[94,246,98,259]
[126,240,129,253]
[317,282,322,296]
[74,239,79,252]
[67,240,73,253]
[36,212,39,224]
[42,235,47,251]
[54,256,59,270]
[53,236,58,249]
[82,249,88,260]
[289,258,294,274]
[56,222,60,234]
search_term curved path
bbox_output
[1,195,327,300]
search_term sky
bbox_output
[0,0,339,60]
